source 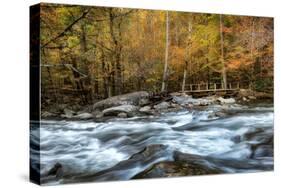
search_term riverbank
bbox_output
[41,89,273,121]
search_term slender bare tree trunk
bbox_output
[220,14,227,89]
[182,61,188,92]
[161,11,169,92]
[182,17,192,92]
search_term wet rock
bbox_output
[93,91,149,111]
[170,103,182,109]
[214,111,227,118]
[172,95,216,106]
[133,151,221,179]
[74,112,93,120]
[154,102,170,110]
[47,162,63,178]
[253,145,273,158]
[139,106,152,114]
[71,145,169,182]
[217,97,236,104]
[117,112,127,118]
[133,161,221,179]
[172,95,193,105]
[61,109,75,118]
[138,98,150,106]
[41,111,55,118]
[93,111,103,119]
[102,105,139,117]
[231,135,241,143]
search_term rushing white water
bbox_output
[30,105,273,184]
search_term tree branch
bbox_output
[41,9,91,48]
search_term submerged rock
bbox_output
[253,145,273,158]
[133,151,222,179]
[93,91,149,111]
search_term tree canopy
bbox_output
[39,3,273,107]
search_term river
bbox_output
[30,104,274,185]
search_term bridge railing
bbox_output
[184,82,240,92]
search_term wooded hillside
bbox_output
[39,3,273,108]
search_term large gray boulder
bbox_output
[102,104,139,117]
[154,102,170,110]
[172,95,215,106]
[93,91,150,111]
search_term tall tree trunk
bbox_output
[182,61,188,92]
[108,63,113,98]
[220,14,227,89]
[80,23,89,103]
[250,17,256,90]
[109,10,122,95]
[161,11,169,92]
[101,51,108,98]
[182,17,193,91]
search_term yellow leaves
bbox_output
[67,36,80,48]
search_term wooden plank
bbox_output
[184,88,238,93]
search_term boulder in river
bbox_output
[102,104,139,117]
[133,151,222,179]
[217,97,236,104]
[74,112,93,120]
[154,102,170,110]
[47,162,63,178]
[139,106,152,114]
[93,91,149,111]
[133,161,221,179]
[172,95,193,105]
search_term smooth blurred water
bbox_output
[30,105,274,185]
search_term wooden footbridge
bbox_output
[183,82,242,97]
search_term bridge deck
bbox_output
[184,88,239,93]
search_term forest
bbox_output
[31,4,274,184]
[39,3,273,108]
